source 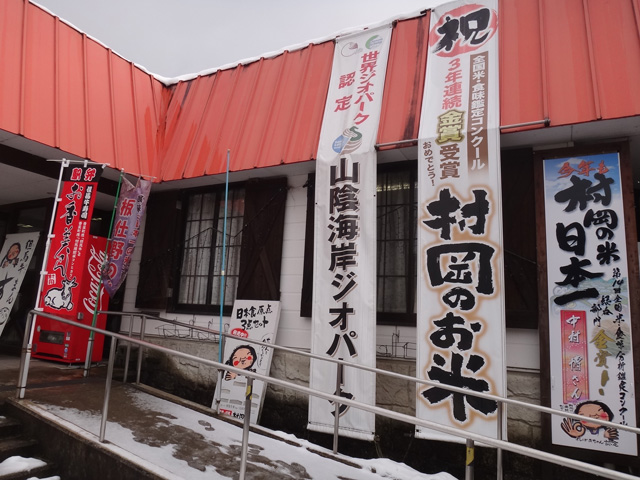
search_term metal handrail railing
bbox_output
[16,310,640,480]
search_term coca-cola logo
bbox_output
[83,244,107,314]
[231,328,249,338]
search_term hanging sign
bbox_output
[41,164,102,316]
[215,300,280,423]
[416,0,505,441]
[543,152,637,456]
[0,232,40,335]
[309,24,392,441]
[102,177,151,297]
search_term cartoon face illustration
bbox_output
[1,243,21,268]
[224,344,257,381]
[561,400,618,441]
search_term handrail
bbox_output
[17,309,639,480]
[102,311,640,437]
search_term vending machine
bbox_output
[33,235,110,363]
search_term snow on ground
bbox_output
[0,455,46,475]
[30,388,457,480]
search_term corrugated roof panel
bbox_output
[161,77,217,180]
[499,0,546,128]
[111,54,141,173]
[133,67,162,180]
[57,23,88,157]
[85,37,116,166]
[0,0,24,135]
[22,3,56,146]
[378,14,430,147]
[542,0,598,126]
[587,0,640,119]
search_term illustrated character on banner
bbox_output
[1,243,20,268]
[44,277,78,311]
[561,400,619,441]
[224,344,257,381]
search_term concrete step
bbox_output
[0,418,21,439]
[0,456,58,480]
[0,437,39,463]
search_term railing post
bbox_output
[332,360,343,454]
[465,438,475,480]
[99,336,117,442]
[212,331,226,410]
[497,401,504,480]
[122,314,134,383]
[16,311,35,399]
[238,376,254,480]
[135,314,147,384]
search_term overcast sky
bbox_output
[33,0,439,79]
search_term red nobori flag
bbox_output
[102,177,151,297]
[42,165,102,315]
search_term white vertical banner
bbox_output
[0,232,40,335]
[416,0,505,441]
[309,25,392,441]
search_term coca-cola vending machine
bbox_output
[33,236,110,363]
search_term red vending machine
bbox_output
[33,235,110,363]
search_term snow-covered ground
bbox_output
[26,387,457,480]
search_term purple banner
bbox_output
[102,177,151,297]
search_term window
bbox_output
[176,187,245,311]
[376,163,418,325]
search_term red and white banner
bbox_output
[41,165,102,316]
[102,177,151,297]
[309,25,392,441]
[543,153,637,456]
[416,0,505,441]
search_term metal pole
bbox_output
[218,149,230,363]
[23,159,68,394]
[238,376,254,480]
[122,314,134,383]
[84,169,123,377]
[212,330,226,410]
[497,402,504,480]
[135,314,147,384]
[16,312,35,399]
[99,337,117,442]
[465,439,475,480]
[332,360,343,454]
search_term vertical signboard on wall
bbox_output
[416,0,505,441]
[542,152,637,456]
[215,300,280,424]
[309,24,392,440]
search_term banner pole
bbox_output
[213,149,231,410]
[19,159,69,395]
[84,169,124,377]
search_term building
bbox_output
[1,0,639,469]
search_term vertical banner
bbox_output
[102,177,151,297]
[543,153,637,456]
[416,0,505,441]
[309,25,392,440]
[215,300,280,423]
[0,232,39,335]
[41,165,102,315]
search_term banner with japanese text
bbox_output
[0,232,39,335]
[41,165,102,317]
[215,300,280,424]
[102,177,151,297]
[543,153,637,456]
[309,25,392,441]
[416,0,505,441]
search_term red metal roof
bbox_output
[1,0,639,182]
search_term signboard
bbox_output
[215,300,280,424]
[543,152,637,456]
[309,24,392,441]
[416,0,505,441]
[0,232,39,335]
[102,177,151,297]
[41,164,102,316]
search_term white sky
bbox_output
[33,0,439,78]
